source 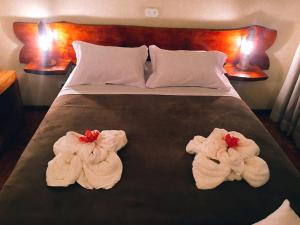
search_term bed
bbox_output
[0,23,299,225]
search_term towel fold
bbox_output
[243,156,270,187]
[46,130,127,190]
[218,148,244,181]
[46,153,82,187]
[53,131,84,155]
[100,130,128,152]
[227,131,260,159]
[193,153,231,189]
[186,128,270,189]
[77,152,123,189]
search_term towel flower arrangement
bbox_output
[46,129,127,190]
[186,128,270,189]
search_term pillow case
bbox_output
[146,45,228,89]
[253,199,300,225]
[66,41,148,88]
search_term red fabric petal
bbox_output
[225,134,239,148]
[79,130,100,143]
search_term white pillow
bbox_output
[66,41,148,88]
[253,199,300,225]
[146,45,228,89]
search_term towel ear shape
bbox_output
[197,128,228,159]
[186,136,206,155]
[100,130,128,152]
[207,128,228,140]
[242,156,270,187]
[53,131,83,155]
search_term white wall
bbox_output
[0,0,299,108]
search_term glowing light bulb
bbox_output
[38,29,58,51]
[38,34,52,51]
[240,37,254,55]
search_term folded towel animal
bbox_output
[186,128,270,189]
[46,130,127,189]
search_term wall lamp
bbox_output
[238,29,255,70]
[38,21,57,67]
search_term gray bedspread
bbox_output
[0,94,299,225]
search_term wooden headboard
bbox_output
[13,22,277,78]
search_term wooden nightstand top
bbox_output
[0,71,17,95]
[24,60,73,75]
[224,63,268,81]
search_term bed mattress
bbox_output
[0,93,299,225]
[59,82,240,98]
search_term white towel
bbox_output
[253,199,300,225]
[46,130,127,190]
[186,128,270,189]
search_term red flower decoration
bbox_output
[79,129,100,143]
[225,134,239,148]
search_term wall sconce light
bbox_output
[238,29,255,70]
[38,21,57,67]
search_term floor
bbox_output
[0,108,299,190]
[254,110,300,171]
[0,107,47,189]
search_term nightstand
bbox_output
[0,70,17,94]
[224,63,268,81]
[0,71,23,154]
[24,59,74,75]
